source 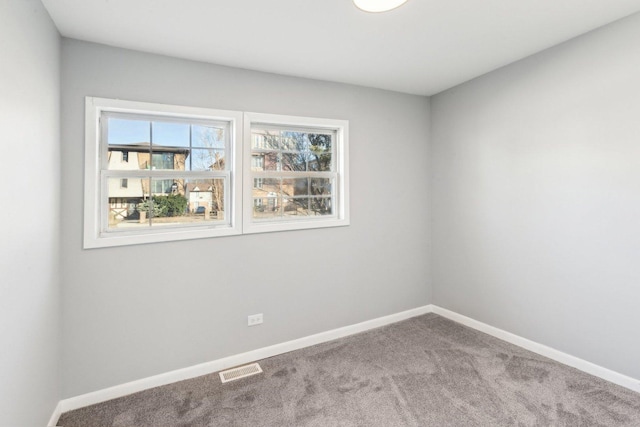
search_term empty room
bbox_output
[2,0,640,425]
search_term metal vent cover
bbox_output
[219,363,263,383]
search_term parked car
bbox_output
[195,206,206,214]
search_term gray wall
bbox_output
[0,0,61,425]
[60,40,431,398]
[431,12,640,379]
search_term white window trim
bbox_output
[84,99,350,249]
[84,97,243,249]
[242,112,350,234]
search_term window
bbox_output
[243,112,349,234]
[251,155,264,170]
[85,99,348,248]
[84,97,242,248]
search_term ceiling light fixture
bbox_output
[353,0,409,13]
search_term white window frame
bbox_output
[242,112,350,234]
[84,97,243,248]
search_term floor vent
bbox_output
[219,363,263,383]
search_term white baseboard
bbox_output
[47,401,62,427]
[431,305,640,393]
[57,305,433,413]
[52,303,640,421]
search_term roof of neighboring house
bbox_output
[108,142,190,156]
[185,183,214,192]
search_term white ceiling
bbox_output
[41,0,640,95]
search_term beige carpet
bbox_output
[58,314,640,426]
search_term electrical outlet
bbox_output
[248,313,263,326]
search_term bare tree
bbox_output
[195,127,225,215]
[260,131,332,215]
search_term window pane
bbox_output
[149,150,190,171]
[253,130,321,152]
[107,176,147,202]
[283,197,308,216]
[193,125,225,149]
[252,177,280,219]
[190,148,225,171]
[151,153,174,170]
[308,151,332,171]
[186,178,225,221]
[253,197,280,219]
[282,178,309,196]
[150,178,176,195]
[281,152,307,172]
[152,121,190,148]
[258,152,279,171]
[252,178,279,197]
[280,133,302,151]
[107,148,150,171]
[310,178,332,196]
[107,177,149,230]
[252,131,278,150]
[308,133,333,171]
[251,154,265,171]
[107,117,150,146]
[106,117,151,171]
[310,197,333,216]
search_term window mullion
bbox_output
[102,170,229,179]
[251,171,335,179]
